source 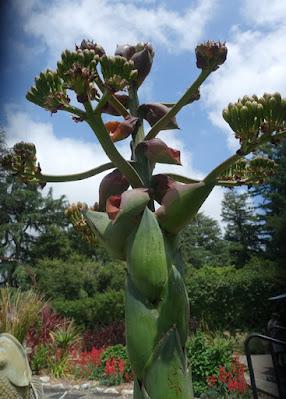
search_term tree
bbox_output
[252,141,286,264]
[3,38,286,399]
[221,190,262,267]
[180,213,230,267]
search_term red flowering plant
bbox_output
[71,346,104,380]
[71,344,133,385]
[205,354,251,398]
[100,344,133,386]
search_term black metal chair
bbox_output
[245,333,286,398]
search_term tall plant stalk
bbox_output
[2,38,286,398]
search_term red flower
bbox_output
[207,375,217,386]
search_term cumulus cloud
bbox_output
[241,0,286,26]
[4,109,224,225]
[13,0,217,62]
[202,2,286,149]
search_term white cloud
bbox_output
[202,24,286,149]
[14,0,216,63]
[5,110,224,225]
[241,0,286,26]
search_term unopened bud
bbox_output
[115,42,154,87]
[138,103,179,130]
[195,41,227,71]
[76,39,105,57]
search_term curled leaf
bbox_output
[99,169,129,211]
[105,116,138,142]
[136,138,181,166]
[156,181,214,234]
[106,188,150,223]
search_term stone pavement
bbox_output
[42,379,133,399]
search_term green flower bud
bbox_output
[100,55,138,91]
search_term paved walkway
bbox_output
[43,381,133,399]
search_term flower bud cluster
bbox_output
[1,142,45,187]
[26,70,70,113]
[100,55,138,91]
[218,157,276,186]
[65,202,98,245]
[195,41,227,71]
[57,47,100,103]
[223,93,286,152]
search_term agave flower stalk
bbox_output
[2,39,286,399]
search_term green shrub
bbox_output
[31,344,49,373]
[32,256,126,301]
[186,260,285,331]
[187,331,234,396]
[52,290,125,328]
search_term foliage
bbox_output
[27,305,65,354]
[0,286,44,343]
[30,256,125,300]
[186,331,234,396]
[31,344,50,373]
[53,290,125,328]
[186,260,286,331]
[221,191,262,267]
[180,213,230,268]
[252,140,286,265]
[83,321,125,350]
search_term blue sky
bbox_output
[1,0,286,223]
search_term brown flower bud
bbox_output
[138,103,179,130]
[195,41,227,71]
[115,42,155,87]
[99,169,129,211]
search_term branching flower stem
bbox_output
[95,74,130,118]
[41,161,115,182]
[145,68,212,141]
[84,101,144,188]
[204,129,286,185]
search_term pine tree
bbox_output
[180,212,230,267]
[254,141,286,264]
[221,190,262,267]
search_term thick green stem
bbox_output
[84,101,144,188]
[128,85,145,147]
[204,154,240,185]
[165,173,200,184]
[125,209,193,399]
[145,69,212,141]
